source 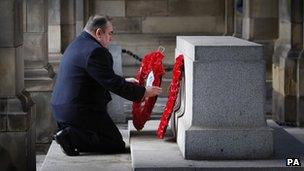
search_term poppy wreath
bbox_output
[132,51,165,130]
[157,55,184,139]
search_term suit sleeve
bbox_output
[86,47,145,102]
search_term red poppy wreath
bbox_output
[157,55,184,139]
[132,51,165,130]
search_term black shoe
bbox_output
[54,129,79,156]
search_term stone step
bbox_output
[48,53,62,73]
[49,53,62,61]
[40,128,132,171]
[49,60,60,73]
[129,120,304,171]
[25,68,50,78]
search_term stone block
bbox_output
[0,132,27,170]
[60,0,75,25]
[94,0,125,17]
[0,0,23,47]
[168,0,224,16]
[130,120,304,170]
[191,61,266,127]
[48,0,61,25]
[23,32,48,67]
[0,92,36,170]
[6,97,28,132]
[109,44,123,75]
[15,46,25,94]
[142,16,224,34]
[30,92,56,143]
[107,93,126,123]
[112,17,141,33]
[250,0,278,18]
[0,98,7,131]
[249,18,279,40]
[41,140,132,171]
[126,0,167,16]
[61,24,76,51]
[176,36,273,159]
[25,0,47,32]
[159,37,176,65]
[107,44,126,123]
[48,25,61,53]
[25,78,53,92]
[176,36,263,62]
[255,40,274,80]
[0,48,17,97]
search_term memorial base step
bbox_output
[130,120,304,171]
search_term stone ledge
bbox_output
[130,120,304,171]
[40,129,131,171]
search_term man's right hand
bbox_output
[144,86,162,98]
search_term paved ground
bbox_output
[38,120,304,171]
[130,120,304,171]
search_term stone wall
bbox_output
[90,0,226,97]
[102,0,226,65]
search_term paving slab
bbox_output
[130,120,304,171]
[40,128,132,171]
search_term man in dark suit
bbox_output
[51,15,161,156]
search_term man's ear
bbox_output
[95,28,104,37]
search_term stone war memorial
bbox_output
[1,0,304,171]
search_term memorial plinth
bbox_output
[107,44,126,123]
[176,36,273,159]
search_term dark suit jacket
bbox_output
[51,31,145,130]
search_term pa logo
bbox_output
[286,158,301,167]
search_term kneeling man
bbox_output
[51,15,161,156]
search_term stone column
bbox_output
[233,0,243,38]
[48,0,62,73]
[107,44,126,123]
[61,0,76,52]
[273,0,303,126]
[224,0,234,35]
[76,0,85,36]
[0,0,36,170]
[293,0,304,127]
[48,0,61,55]
[298,47,304,126]
[24,0,55,151]
[176,36,273,159]
[242,0,278,115]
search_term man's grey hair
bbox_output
[84,15,112,32]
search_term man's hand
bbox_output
[144,86,162,98]
[125,77,139,84]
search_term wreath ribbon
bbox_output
[132,51,165,130]
[157,55,184,139]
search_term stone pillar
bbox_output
[242,0,278,115]
[48,0,62,73]
[176,36,273,159]
[273,0,303,126]
[297,54,304,126]
[61,0,76,52]
[224,0,234,35]
[107,44,126,123]
[293,1,304,127]
[0,0,36,170]
[24,0,55,151]
[76,0,85,36]
[233,0,243,38]
[48,0,61,55]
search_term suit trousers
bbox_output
[56,119,126,154]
